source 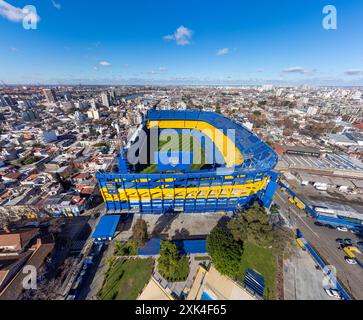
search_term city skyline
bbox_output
[1,0,363,85]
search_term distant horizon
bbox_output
[2,82,363,89]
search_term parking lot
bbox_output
[282,153,363,172]
[284,246,337,300]
[274,189,363,300]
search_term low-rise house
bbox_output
[0,228,39,255]
[42,194,86,217]
[0,236,55,300]
[71,172,91,184]
[2,172,22,183]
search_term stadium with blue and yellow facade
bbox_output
[96,110,279,214]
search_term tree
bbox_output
[271,226,295,256]
[283,128,293,137]
[54,173,72,191]
[132,218,148,248]
[228,202,293,254]
[206,226,243,277]
[106,256,116,268]
[228,202,274,247]
[251,113,268,128]
[48,219,65,247]
[114,241,137,256]
[215,105,222,114]
[94,142,106,147]
[282,116,295,129]
[270,204,280,214]
[157,241,189,282]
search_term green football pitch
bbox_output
[141,132,207,173]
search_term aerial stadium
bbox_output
[96,110,279,214]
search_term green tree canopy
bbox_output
[228,202,274,247]
[114,241,138,256]
[157,241,189,282]
[228,202,293,255]
[132,218,148,248]
[206,226,243,277]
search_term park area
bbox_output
[206,203,292,300]
[238,242,277,300]
[97,258,154,300]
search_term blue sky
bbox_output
[0,0,363,85]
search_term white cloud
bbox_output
[217,48,229,56]
[0,0,40,23]
[164,25,193,46]
[345,69,363,76]
[163,35,174,41]
[98,60,111,67]
[283,66,307,74]
[282,66,316,75]
[146,68,168,76]
[51,1,61,10]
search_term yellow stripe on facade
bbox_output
[101,178,267,202]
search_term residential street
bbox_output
[274,189,363,300]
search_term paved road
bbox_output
[274,189,363,300]
[77,242,112,300]
[61,204,105,299]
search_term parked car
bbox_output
[336,226,348,232]
[344,239,353,245]
[335,238,343,244]
[324,288,342,299]
[345,257,357,265]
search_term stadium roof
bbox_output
[146,110,278,172]
[92,215,120,240]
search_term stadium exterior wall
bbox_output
[97,110,279,214]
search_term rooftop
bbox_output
[92,215,120,240]
[0,229,39,252]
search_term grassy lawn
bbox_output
[238,242,277,300]
[97,258,153,300]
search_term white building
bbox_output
[326,134,357,147]
[307,106,318,115]
[74,111,86,123]
[43,89,57,103]
[101,92,110,108]
[87,107,100,120]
